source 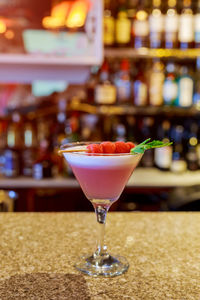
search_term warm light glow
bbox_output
[167,9,175,17]
[42,16,64,29]
[66,0,90,28]
[52,1,70,24]
[152,9,161,17]
[42,0,90,29]
[189,137,198,146]
[4,30,14,39]
[42,1,70,29]
[136,11,148,21]
[0,19,6,34]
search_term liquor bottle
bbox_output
[178,65,194,107]
[22,122,37,177]
[164,0,179,49]
[149,59,165,106]
[113,122,127,142]
[163,62,178,106]
[178,0,194,49]
[194,0,200,48]
[115,0,131,47]
[80,114,102,141]
[0,121,6,177]
[133,62,148,106]
[126,115,137,142]
[133,0,149,48]
[33,140,54,180]
[170,125,187,173]
[53,112,67,148]
[33,120,54,180]
[140,117,155,168]
[87,66,99,104]
[103,0,115,47]
[196,120,200,167]
[65,113,80,143]
[127,0,138,46]
[149,0,164,48]
[115,59,131,104]
[193,57,200,106]
[186,122,199,171]
[95,60,117,105]
[154,120,173,171]
[4,113,22,178]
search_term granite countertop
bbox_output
[0,212,199,300]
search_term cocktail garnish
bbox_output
[130,138,173,154]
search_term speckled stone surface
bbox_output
[0,212,199,300]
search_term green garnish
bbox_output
[130,138,173,154]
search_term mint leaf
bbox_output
[130,139,173,155]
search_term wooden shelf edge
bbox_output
[105,48,200,59]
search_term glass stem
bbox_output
[93,204,110,260]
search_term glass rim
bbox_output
[60,142,142,157]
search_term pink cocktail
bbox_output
[65,151,141,202]
[61,142,143,277]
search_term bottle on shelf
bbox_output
[126,115,137,142]
[115,0,131,47]
[149,0,164,48]
[114,58,132,104]
[127,0,138,46]
[65,113,80,143]
[164,0,179,49]
[193,57,200,106]
[170,124,187,173]
[54,112,67,147]
[133,61,148,106]
[33,120,54,180]
[178,0,194,49]
[103,0,115,47]
[194,0,200,48]
[133,0,149,48]
[95,60,117,105]
[87,66,99,104]
[4,113,22,178]
[80,114,102,141]
[163,61,178,106]
[154,120,173,171]
[140,117,155,168]
[113,121,127,142]
[22,122,37,177]
[196,120,200,167]
[33,140,54,180]
[52,104,69,177]
[178,65,194,107]
[149,59,165,106]
[0,121,7,177]
[185,121,199,171]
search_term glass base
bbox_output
[74,254,129,277]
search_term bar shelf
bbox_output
[105,48,200,59]
[1,168,200,189]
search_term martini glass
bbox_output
[60,142,143,277]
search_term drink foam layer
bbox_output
[63,146,142,169]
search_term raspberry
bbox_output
[126,142,135,151]
[86,143,103,153]
[115,141,130,153]
[101,142,116,154]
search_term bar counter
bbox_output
[0,212,199,299]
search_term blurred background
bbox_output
[0,0,200,212]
